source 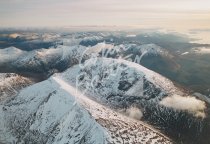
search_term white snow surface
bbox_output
[0,78,107,144]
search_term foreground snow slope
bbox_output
[0,78,108,144]
[0,75,171,143]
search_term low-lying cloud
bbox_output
[126,107,143,120]
[160,95,206,118]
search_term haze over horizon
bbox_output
[0,0,210,31]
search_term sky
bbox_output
[0,0,210,30]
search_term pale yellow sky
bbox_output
[0,0,209,30]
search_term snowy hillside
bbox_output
[53,77,172,144]
[58,57,207,143]
[13,45,87,72]
[0,40,170,75]
[0,75,172,144]
[0,78,108,144]
[60,57,183,107]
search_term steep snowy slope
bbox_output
[0,78,108,144]
[0,75,172,144]
[60,57,183,106]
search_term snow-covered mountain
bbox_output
[60,57,183,107]
[0,45,87,75]
[13,45,87,73]
[1,55,206,143]
[0,75,172,144]
[58,57,207,143]
[98,43,168,62]
[1,31,209,144]
[0,39,170,77]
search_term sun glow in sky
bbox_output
[0,0,210,30]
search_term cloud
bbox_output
[126,107,143,120]
[192,47,210,54]
[160,95,206,118]
[1,0,210,28]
